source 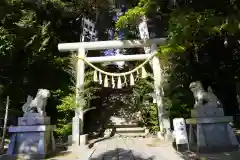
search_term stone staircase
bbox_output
[105,116,148,137]
[115,124,147,137]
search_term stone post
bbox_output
[72,47,85,146]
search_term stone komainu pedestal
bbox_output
[7,113,56,159]
[186,106,239,152]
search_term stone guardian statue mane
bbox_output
[22,89,50,116]
[189,81,221,108]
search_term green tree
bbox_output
[116,0,240,119]
[0,0,112,126]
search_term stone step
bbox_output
[115,132,147,137]
[110,116,140,126]
[114,124,139,128]
[116,127,145,133]
[112,122,139,125]
[105,124,148,137]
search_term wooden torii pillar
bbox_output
[58,38,166,146]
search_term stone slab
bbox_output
[157,131,165,140]
[186,116,233,124]
[188,123,239,152]
[80,134,88,145]
[191,107,224,117]
[18,117,50,126]
[7,128,55,159]
[201,124,230,147]
[8,125,55,133]
[24,112,46,117]
[72,117,83,146]
[68,135,72,145]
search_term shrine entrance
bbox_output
[58,37,172,146]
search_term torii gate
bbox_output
[58,38,170,146]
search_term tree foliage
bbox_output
[132,76,160,132]
[0,0,112,127]
[115,0,240,119]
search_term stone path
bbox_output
[3,136,240,159]
[90,137,183,160]
[51,137,183,160]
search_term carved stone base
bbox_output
[186,117,239,152]
[197,123,238,152]
[7,125,56,159]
